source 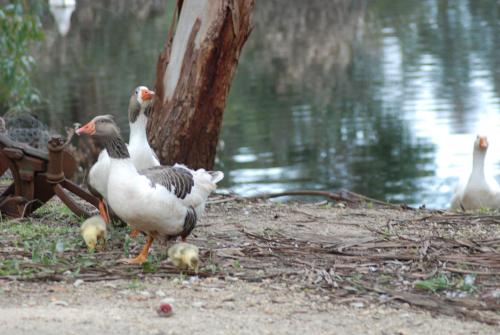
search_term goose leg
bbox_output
[98,199,110,224]
[120,234,155,264]
[129,229,140,238]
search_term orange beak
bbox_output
[76,121,96,135]
[479,137,488,149]
[141,89,155,101]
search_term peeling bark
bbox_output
[148,0,254,169]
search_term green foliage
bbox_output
[415,273,479,293]
[415,274,450,292]
[0,218,80,276]
[142,253,163,273]
[0,0,44,111]
[32,201,78,221]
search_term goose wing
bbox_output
[140,165,194,199]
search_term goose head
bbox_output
[474,135,488,152]
[76,115,129,159]
[129,86,155,123]
[471,135,489,176]
[76,115,121,138]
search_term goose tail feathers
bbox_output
[208,171,224,184]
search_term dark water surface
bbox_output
[33,0,500,208]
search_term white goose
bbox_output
[76,115,223,264]
[450,135,500,211]
[87,86,159,223]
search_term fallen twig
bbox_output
[247,190,353,202]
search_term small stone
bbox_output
[350,302,364,309]
[192,301,204,308]
[139,290,151,298]
[73,279,84,288]
[378,294,390,303]
[155,290,166,297]
[488,289,500,298]
[62,270,72,276]
[55,241,65,253]
[222,295,235,302]
[464,274,476,286]
[52,300,69,307]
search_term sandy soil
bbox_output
[1,198,499,334]
[1,278,497,335]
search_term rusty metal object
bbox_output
[0,130,99,218]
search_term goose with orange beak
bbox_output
[81,86,160,224]
[451,135,500,210]
[76,115,223,264]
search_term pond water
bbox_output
[32,0,500,208]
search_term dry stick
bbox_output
[341,189,405,208]
[445,267,500,276]
[247,189,411,210]
[247,190,351,202]
[206,197,239,204]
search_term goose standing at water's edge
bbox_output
[87,86,159,223]
[450,135,500,211]
[76,115,223,264]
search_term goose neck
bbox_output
[471,149,486,179]
[129,113,148,145]
[102,135,130,160]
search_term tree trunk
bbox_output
[148,0,254,169]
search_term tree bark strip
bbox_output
[148,0,255,169]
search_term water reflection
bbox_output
[221,0,435,204]
[32,0,500,208]
[34,0,170,132]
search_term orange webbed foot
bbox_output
[119,254,148,265]
[98,199,110,224]
[120,234,155,265]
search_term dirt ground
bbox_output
[0,277,496,335]
[1,196,500,334]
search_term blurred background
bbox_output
[1,0,500,208]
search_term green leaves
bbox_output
[0,0,44,111]
[415,273,478,293]
[415,274,450,292]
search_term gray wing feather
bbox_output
[180,206,197,239]
[140,165,194,199]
